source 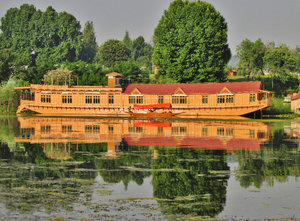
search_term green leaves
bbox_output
[0,4,83,68]
[153,0,230,83]
[97,39,131,68]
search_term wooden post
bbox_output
[77,76,79,86]
[51,71,53,85]
[69,71,71,87]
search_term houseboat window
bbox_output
[226,128,233,136]
[62,125,72,132]
[93,96,100,104]
[85,125,92,133]
[108,126,114,133]
[129,126,143,133]
[93,125,100,132]
[136,96,143,104]
[202,127,208,136]
[172,96,187,104]
[41,125,51,133]
[226,95,234,103]
[180,96,187,104]
[85,96,93,104]
[62,95,72,103]
[129,96,143,104]
[202,96,208,104]
[250,94,256,102]
[218,95,234,103]
[171,127,179,135]
[21,90,35,101]
[158,127,163,134]
[217,128,225,136]
[158,96,164,104]
[41,94,51,103]
[129,97,135,104]
[172,97,179,104]
[180,127,187,134]
[217,96,225,103]
[109,94,114,104]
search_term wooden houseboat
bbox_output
[15,70,272,117]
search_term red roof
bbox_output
[292,92,300,101]
[123,81,263,95]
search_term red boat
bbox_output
[127,110,181,118]
[127,103,181,118]
[133,103,171,109]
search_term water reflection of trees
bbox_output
[0,142,97,214]
[95,146,152,189]
[151,148,229,218]
[235,128,300,188]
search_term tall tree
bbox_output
[152,0,231,83]
[264,45,297,77]
[237,38,266,76]
[132,36,153,71]
[81,21,98,63]
[0,4,83,67]
[97,39,131,68]
[122,31,133,51]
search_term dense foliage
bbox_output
[0,4,83,66]
[153,0,231,83]
[97,39,131,68]
[237,38,266,76]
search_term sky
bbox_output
[0,0,299,54]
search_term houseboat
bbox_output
[15,70,272,117]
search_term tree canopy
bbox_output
[236,38,266,76]
[0,4,83,66]
[81,21,98,63]
[97,39,131,68]
[152,0,231,83]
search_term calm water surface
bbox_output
[0,116,299,220]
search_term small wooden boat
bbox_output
[127,110,181,118]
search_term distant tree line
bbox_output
[234,39,300,94]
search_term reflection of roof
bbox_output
[123,136,261,151]
[123,81,262,95]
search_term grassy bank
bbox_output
[263,97,298,119]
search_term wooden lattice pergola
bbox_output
[43,70,79,86]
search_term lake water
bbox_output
[0,116,299,220]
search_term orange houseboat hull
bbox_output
[16,103,270,117]
[15,71,272,117]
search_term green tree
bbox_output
[0,4,83,69]
[152,0,231,83]
[122,31,133,51]
[292,46,300,72]
[132,36,153,71]
[97,39,131,68]
[264,45,297,81]
[237,38,266,77]
[114,60,149,83]
[81,21,98,63]
[0,49,15,81]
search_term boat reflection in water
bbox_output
[15,117,270,159]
